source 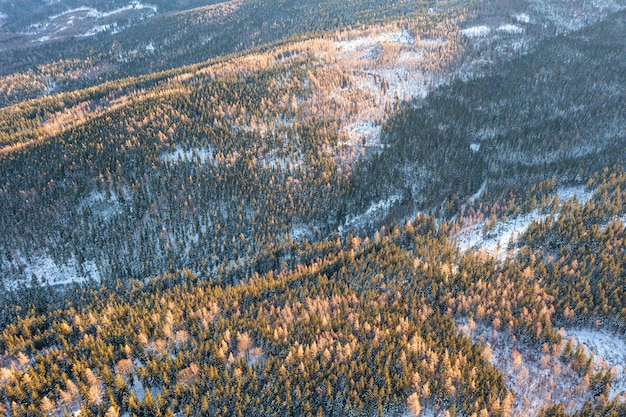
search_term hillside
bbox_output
[0,0,625,416]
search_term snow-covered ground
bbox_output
[468,179,486,203]
[339,194,401,235]
[343,121,383,147]
[48,2,157,22]
[463,323,625,416]
[25,1,157,42]
[527,0,626,32]
[310,27,455,155]
[80,189,124,220]
[461,25,491,37]
[497,24,524,34]
[335,29,415,56]
[567,329,626,400]
[3,254,100,290]
[160,146,214,164]
[453,186,593,256]
[513,13,531,24]
[454,209,541,256]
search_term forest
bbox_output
[0,0,625,415]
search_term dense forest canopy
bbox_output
[0,0,625,416]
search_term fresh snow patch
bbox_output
[513,13,530,23]
[101,2,157,18]
[454,186,594,256]
[336,30,414,53]
[8,254,100,289]
[556,185,594,204]
[290,223,312,241]
[498,24,524,34]
[340,195,401,234]
[465,324,603,416]
[48,6,95,21]
[49,2,156,21]
[527,0,626,32]
[566,329,626,400]
[468,179,487,203]
[343,121,383,146]
[160,146,214,164]
[461,25,491,37]
[454,209,541,255]
[81,190,123,220]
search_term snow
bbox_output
[29,1,156,40]
[498,24,524,34]
[313,27,439,155]
[454,209,541,255]
[7,254,100,289]
[335,30,415,55]
[342,121,383,147]
[461,26,491,38]
[470,143,480,152]
[290,223,313,241]
[49,2,156,21]
[81,24,112,37]
[339,195,401,234]
[453,186,594,256]
[81,190,123,221]
[464,324,606,416]
[48,6,95,21]
[101,2,157,18]
[527,0,626,32]
[468,179,487,203]
[387,407,435,417]
[160,146,214,164]
[566,329,626,400]
[146,42,155,52]
[513,13,531,23]
[556,185,594,204]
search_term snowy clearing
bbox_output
[463,323,616,416]
[49,2,157,21]
[527,0,626,32]
[453,186,593,256]
[513,13,531,23]
[339,195,401,234]
[566,329,626,400]
[468,179,487,203]
[342,121,383,147]
[454,209,542,255]
[80,189,124,220]
[461,25,491,37]
[498,24,524,34]
[335,30,415,55]
[318,26,452,153]
[4,254,100,290]
[160,146,214,164]
[290,223,313,241]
